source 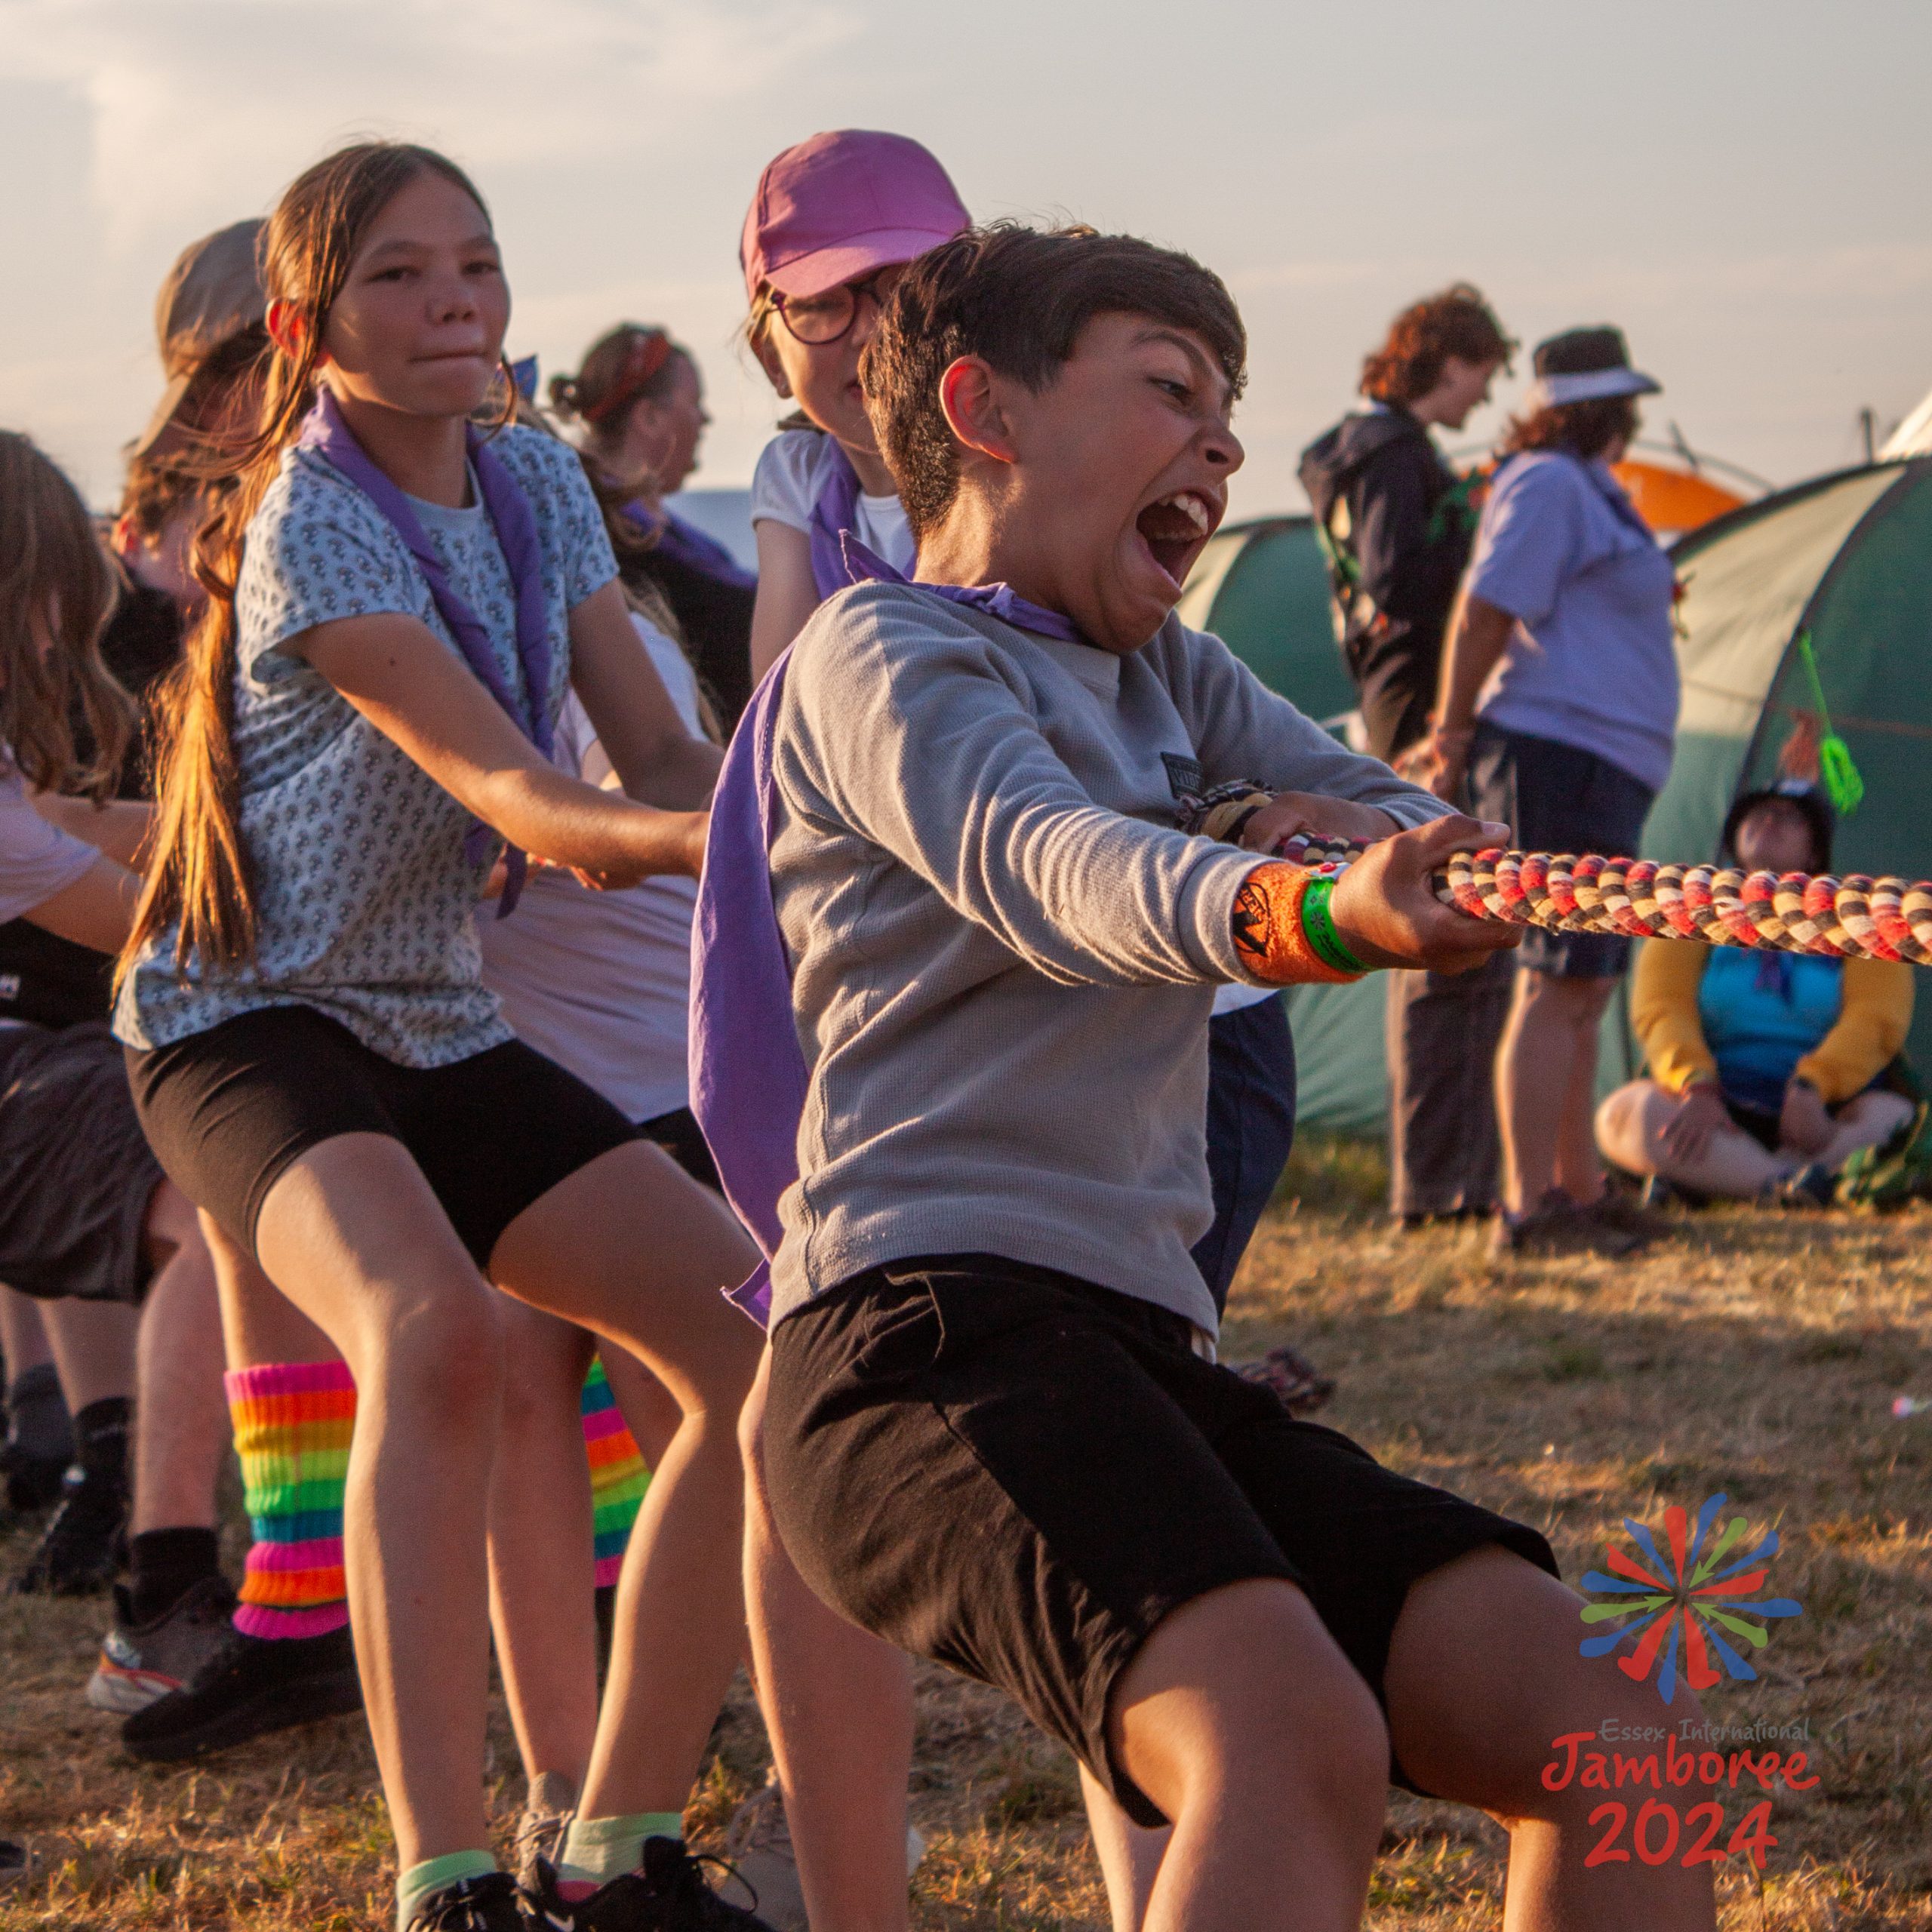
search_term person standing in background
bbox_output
[1419,326,1679,1255]
[551,327,758,731]
[1301,285,1516,1228]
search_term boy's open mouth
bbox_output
[1134,491,1217,589]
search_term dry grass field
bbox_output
[4,1135,1929,1930]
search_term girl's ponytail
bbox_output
[120,139,492,986]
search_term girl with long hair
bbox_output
[112,143,768,1932]
[0,432,231,1667]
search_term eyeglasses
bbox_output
[771,267,906,346]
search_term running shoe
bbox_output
[120,1620,362,1761]
[717,1778,927,1932]
[2,1447,69,1518]
[88,1575,239,1715]
[513,1770,579,1893]
[406,1870,528,1931]
[524,1837,778,1930]
[10,1464,126,1596]
[1490,1190,1641,1260]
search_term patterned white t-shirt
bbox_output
[115,423,617,1067]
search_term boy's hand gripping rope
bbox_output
[1263,832,1932,968]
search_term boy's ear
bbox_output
[940,356,1017,466]
[752,331,794,399]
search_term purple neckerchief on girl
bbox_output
[688,545,1087,1327]
[296,389,552,915]
[805,438,864,600]
[623,500,756,590]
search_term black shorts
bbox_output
[0,1022,165,1306]
[125,1004,640,1269]
[1468,724,1656,979]
[764,1254,1558,1826]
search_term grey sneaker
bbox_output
[514,1770,578,1892]
[717,1777,926,1930]
[88,1574,239,1715]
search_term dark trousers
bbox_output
[1386,956,1512,1220]
[1195,995,1298,1314]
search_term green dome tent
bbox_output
[1183,463,1932,1131]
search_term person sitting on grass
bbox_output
[713,221,1724,1932]
[1596,777,1915,1204]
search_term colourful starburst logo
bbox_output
[1579,1493,1802,1703]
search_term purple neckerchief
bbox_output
[297,389,552,914]
[688,543,1087,1329]
[688,647,803,1326]
[623,500,757,591]
[806,438,864,600]
[834,533,1085,645]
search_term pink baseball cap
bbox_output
[740,130,969,307]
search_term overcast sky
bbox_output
[3,0,1927,515]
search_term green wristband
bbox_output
[1300,875,1367,975]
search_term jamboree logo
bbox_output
[1543,1492,1812,1874]
[1578,1491,1802,1700]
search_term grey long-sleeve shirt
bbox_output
[767,579,1451,1334]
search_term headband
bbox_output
[580,328,675,426]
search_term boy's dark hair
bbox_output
[1359,283,1515,405]
[862,223,1247,539]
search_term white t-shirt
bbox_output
[475,615,701,1124]
[0,760,97,926]
[749,429,914,575]
[0,758,101,1032]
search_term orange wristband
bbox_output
[1230,864,1363,986]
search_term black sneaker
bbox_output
[525,1838,778,1930]
[120,1620,363,1762]
[2,1448,69,1518]
[11,1465,127,1596]
[406,1871,528,1931]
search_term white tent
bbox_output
[1879,388,1932,460]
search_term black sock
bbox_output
[128,1526,223,1625]
[5,1362,75,1466]
[72,1396,131,1491]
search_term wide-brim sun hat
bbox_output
[1525,325,1660,410]
[740,129,969,307]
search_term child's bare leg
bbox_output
[128,1183,228,1536]
[1813,1089,1914,1171]
[1109,1578,1389,1932]
[485,1299,599,1793]
[1595,1081,1788,1197]
[1079,1764,1167,1932]
[741,1346,917,1932]
[1384,1544,1718,1930]
[488,1143,762,1826]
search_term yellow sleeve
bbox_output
[1795,957,1916,1104]
[1631,938,1716,1094]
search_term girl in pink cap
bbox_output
[740,130,971,680]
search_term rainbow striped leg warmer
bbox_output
[226,1361,356,1639]
[583,1358,651,1588]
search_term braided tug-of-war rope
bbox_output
[1263,832,1932,968]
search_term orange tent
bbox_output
[1610,459,1746,537]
